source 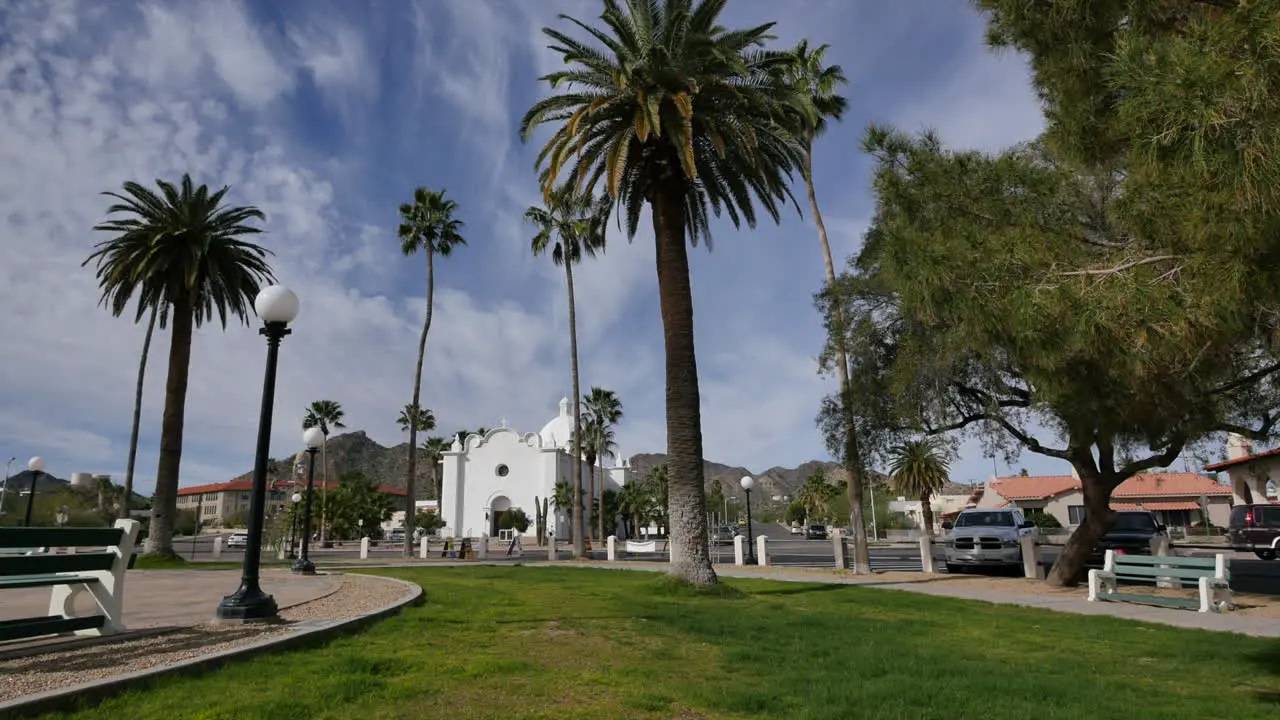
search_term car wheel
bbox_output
[945,563,961,574]
[1256,549,1277,561]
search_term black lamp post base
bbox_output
[214,587,279,623]
[290,557,316,575]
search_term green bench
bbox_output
[1087,550,1232,613]
[0,519,141,642]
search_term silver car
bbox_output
[942,509,1036,573]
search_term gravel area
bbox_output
[0,572,416,704]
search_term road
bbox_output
[174,528,1280,595]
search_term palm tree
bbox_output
[421,436,451,500]
[398,404,436,545]
[303,399,346,543]
[398,187,465,555]
[84,174,273,557]
[887,439,951,537]
[797,470,839,523]
[527,185,609,558]
[775,40,869,570]
[520,0,803,586]
[584,386,623,541]
[120,302,167,519]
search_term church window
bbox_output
[496,464,510,478]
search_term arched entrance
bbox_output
[489,495,512,537]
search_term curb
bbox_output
[0,573,424,719]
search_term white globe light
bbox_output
[255,285,300,324]
[303,426,325,449]
[27,456,45,473]
[291,492,302,503]
[740,475,755,491]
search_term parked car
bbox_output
[226,532,248,549]
[1088,510,1166,565]
[387,529,406,544]
[805,524,828,540]
[789,524,804,536]
[1228,504,1279,561]
[710,526,737,545]
[942,508,1036,573]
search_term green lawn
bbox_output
[47,566,1279,720]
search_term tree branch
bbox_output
[1207,360,1280,397]
[1214,413,1279,442]
[1116,434,1187,478]
[1058,255,1180,277]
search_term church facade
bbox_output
[438,397,631,539]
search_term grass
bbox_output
[45,566,1280,720]
[131,555,290,571]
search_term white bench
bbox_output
[1088,550,1231,613]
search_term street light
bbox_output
[740,476,756,565]
[216,285,299,622]
[1,456,14,516]
[24,457,45,527]
[288,492,302,558]
[292,426,323,575]
[55,505,69,527]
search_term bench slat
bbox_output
[0,614,106,643]
[1113,565,1218,580]
[0,527,124,549]
[1112,554,1219,569]
[1099,592,1200,610]
[0,552,116,577]
[0,573,102,590]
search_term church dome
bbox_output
[538,397,574,449]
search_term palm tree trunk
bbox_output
[406,249,434,555]
[587,459,596,541]
[320,434,329,542]
[150,296,193,557]
[652,184,716,586]
[805,145,872,573]
[566,260,585,557]
[919,491,935,538]
[597,445,606,540]
[121,306,158,520]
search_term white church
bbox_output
[438,397,632,539]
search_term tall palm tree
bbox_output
[84,174,273,557]
[398,187,466,555]
[421,436,451,500]
[584,386,623,541]
[120,302,167,519]
[887,439,950,537]
[398,403,436,543]
[775,40,869,569]
[520,0,803,586]
[303,399,346,543]
[527,185,609,558]
[576,417,601,540]
[797,470,839,523]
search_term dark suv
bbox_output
[1088,510,1166,565]
[1228,504,1279,561]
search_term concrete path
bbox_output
[0,569,339,628]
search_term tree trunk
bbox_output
[598,447,606,541]
[406,249,434,555]
[149,296,193,557]
[919,491,934,538]
[1046,469,1116,586]
[652,184,716,586]
[565,260,586,558]
[320,434,329,542]
[587,456,597,540]
[804,145,872,573]
[121,306,158,520]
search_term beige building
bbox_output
[1202,434,1280,506]
[176,479,407,528]
[975,470,1233,529]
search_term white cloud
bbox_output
[0,0,1070,500]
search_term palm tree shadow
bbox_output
[1246,643,1280,704]
[747,583,849,597]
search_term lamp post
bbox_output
[55,505,69,528]
[216,285,299,622]
[293,427,323,575]
[1,456,14,516]
[288,493,301,558]
[740,476,756,565]
[24,457,45,527]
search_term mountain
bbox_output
[626,453,863,503]
[235,430,437,498]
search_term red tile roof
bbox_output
[1112,501,1202,512]
[1202,447,1280,472]
[989,472,1230,503]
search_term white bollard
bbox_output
[1151,535,1176,587]
[419,536,428,559]
[478,535,489,560]
[607,535,617,561]
[832,534,847,570]
[277,543,286,560]
[1020,535,1044,579]
[919,534,936,573]
[548,535,557,561]
[733,535,746,566]
[212,536,223,560]
[757,535,769,568]
[360,537,370,559]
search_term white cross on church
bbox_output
[499,416,508,429]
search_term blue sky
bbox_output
[0,0,1076,496]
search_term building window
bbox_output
[1067,506,1086,525]
[496,464,509,478]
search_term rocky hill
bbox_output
[227,431,864,504]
